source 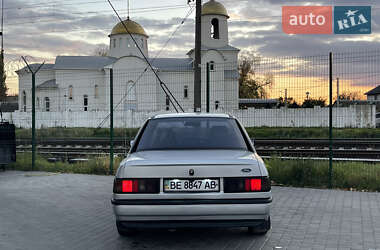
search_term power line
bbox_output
[4,4,194,20]
[3,6,194,26]
[4,0,124,10]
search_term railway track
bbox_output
[16,138,380,148]
[16,138,380,160]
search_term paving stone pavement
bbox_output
[0,171,380,250]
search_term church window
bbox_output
[211,18,220,39]
[209,61,215,71]
[94,85,99,99]
[127,39,131,48]
[69,85,73,100]
[119,38,122,48]
[36,97,40,109]
[83,95,88,111]
[113,39,116,48]
[124,81,137,110]
[22,91,26,112]
[215,100,219,110]
[165,96,170,111]
[184,85,188,99]
[126,81,136,101]
[141,38,144,48]
[45,97,50,112]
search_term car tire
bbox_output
[248,216,271,235]
[116,221,135,236]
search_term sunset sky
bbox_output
[3,0,379,98]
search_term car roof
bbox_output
[152,113,232,119]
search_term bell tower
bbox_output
[201,0,229,48]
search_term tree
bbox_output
[338,91,362,101]
[302,97,326,108]
[279,97,300,108]
[0,52,7,102]
[93,45,109,57]
[238,51,273,99]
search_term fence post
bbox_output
[109,68,114,175]
[31,73,36,171]
[21,57,44,171]
[206,63,210,113]
[328,52,333,188]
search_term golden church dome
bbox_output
[202,0,229,18]
[110,19,148,37]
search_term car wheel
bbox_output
[116,221,136,236]
[248,216,271,235]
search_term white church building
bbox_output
[17,0,240,114]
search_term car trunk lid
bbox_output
[120,150,261,178]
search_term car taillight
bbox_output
[224,177,271,193]
[113,178,160,194]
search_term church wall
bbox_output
[201,50,230,111]
[111,57,158,112]
[219,50,239,64]
[157,71,194,112]
[17,70,56,112]
[55,69,105,112]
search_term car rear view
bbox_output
[112,113,272,235]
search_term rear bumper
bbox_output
[117,219,267,229]
[112,198,272,205]
[112,198,271,222]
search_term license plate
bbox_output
[164,179,219,192]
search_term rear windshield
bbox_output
[135,117,248,151]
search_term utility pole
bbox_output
[193,0,202,112]
[0,0,5,102]
[284,88,288,108]
[1,0,3,53]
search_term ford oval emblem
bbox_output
[241,168,252,173]
[189,169,195,176]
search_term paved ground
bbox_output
[0,171,380,250]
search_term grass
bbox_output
[16,127,380,139]
[7,153,380,192]
[7,153,123,175]
[16,127,139,140]
[245,127,380,139]
[266,158,380,192]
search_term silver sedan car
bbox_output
[112,113,272,235]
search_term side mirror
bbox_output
[130,140,134,147]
